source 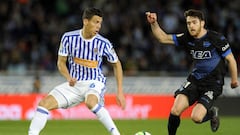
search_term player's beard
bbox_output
[189,25,202,38]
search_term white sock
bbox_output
[28,106,49,135]
[92,104,120,135]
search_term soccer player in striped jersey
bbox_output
[146,9,239,135]
[28,7,126,135]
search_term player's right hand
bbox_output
[68,78,77,86]
[231,81,239,89]
[146,12,157,24]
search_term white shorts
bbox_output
[49,80,106,109]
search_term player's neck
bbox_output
[82,28,94,40]
[196,28,207,39]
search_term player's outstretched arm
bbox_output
[111,60,126,110]
[225,53,239,88]
[146,12,174,45]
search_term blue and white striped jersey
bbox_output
[58,29,119,83]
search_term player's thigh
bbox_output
[39,95,58,110]
[175,81,199,105]
[85,80,106,106]
[171,94,189,115]
[172,81,198,114]
[49,82,84,109]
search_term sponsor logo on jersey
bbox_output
[74,57,98,68]
[222,43,230,51]
[190,50,211,59]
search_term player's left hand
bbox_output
[116,92,126,110]
[231,81,239,89]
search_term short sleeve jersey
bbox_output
[58,29,119,83]
[172,30,232,86]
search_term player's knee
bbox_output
[85,100,96,109]
[38,100,50,110]
[38,96,58,110]
[85,94,98,110]
[38,99,44,106]
[191,114,202,123]
[170,107,182,116]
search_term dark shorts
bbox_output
[174,81,223,110]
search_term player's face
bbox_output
[84,15,102,37]
[186,16,204,38]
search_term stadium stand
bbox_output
[0,0,239,74]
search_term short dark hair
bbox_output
[184,9,205,21]
[82,7,103,20]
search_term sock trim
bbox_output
[92,104,102,114]
[37,106,49,115]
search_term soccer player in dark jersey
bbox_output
[146,9,239,135]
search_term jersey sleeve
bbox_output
[214,35,232,58]
[172,33,188,47]
[103,41,119,63]
[58,33,69,56]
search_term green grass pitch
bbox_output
[0,117,239,135]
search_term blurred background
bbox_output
[0,0,239,76]
[0,0,240,120]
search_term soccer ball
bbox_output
[134,131,151,135]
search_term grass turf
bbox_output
[0,117,239,135]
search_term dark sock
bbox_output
[168,113,180,135]
[201,110,213,123]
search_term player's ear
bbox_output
[201,20,205,28]
[83,18,88,25]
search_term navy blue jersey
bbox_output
[172,30,232,86]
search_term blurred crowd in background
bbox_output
[0,0,239,76]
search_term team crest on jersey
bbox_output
[203,41,211,47]
[94,48,98,54]
[220,36,225,40]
